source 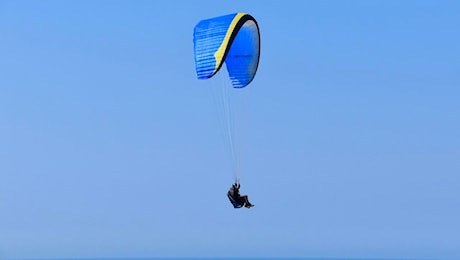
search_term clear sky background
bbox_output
[1,0,459,259]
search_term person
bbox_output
[227,182,254,208]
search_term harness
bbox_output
[227,193,243,208]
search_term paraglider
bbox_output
[193,13,260,88]
[227,182,254,208]
[193,13,260,208]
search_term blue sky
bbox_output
[1,0,459,259]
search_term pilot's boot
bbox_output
[245,203,254,208]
